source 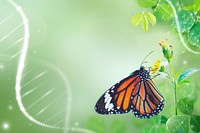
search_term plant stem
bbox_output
[173,81,177,115]
[168,62,177,115]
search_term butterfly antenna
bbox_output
[140,51,154,67]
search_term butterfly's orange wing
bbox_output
[95,68,164,118]
[95,74,140,114]
[131,79,164,118]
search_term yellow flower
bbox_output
[150,60,161,74]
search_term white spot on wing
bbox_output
[105,97,112,109]
[111,85,115,89]
[108,104,114,111]
[104,90,111,103]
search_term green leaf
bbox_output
[178,80,190,86]
[86,116,106,133]
[188,23,200,47]
[154,3,173,23]
[177,98,194,115]
[190,115,200,132]
[159,115,168,124]
[145,12,156,25]
[159,66,166,72]
[172,10,195,33]
[131,12,143,26]
[138,0,157,7]
[142,14,148,32]
[147,115,168,125]
[194,0,200,12]
[177,68,200,84]
[131,12,156,32]
[142,125,168,133]
[166,116,189,133]
[110,119,126,133]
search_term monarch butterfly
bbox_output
[94,53,164,119]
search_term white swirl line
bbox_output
[8,1,73,132]
[7,0,62,129]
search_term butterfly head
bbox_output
[139,66,150,80]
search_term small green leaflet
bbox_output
[131,12,143,26]
[138,0,157,8]
[145,12,156,25]
[177,68,200,84]
[131,12,156,32]
[142,14,148,32]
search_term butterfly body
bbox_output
[95,66,164,119]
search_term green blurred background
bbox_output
[0,0,199,133]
